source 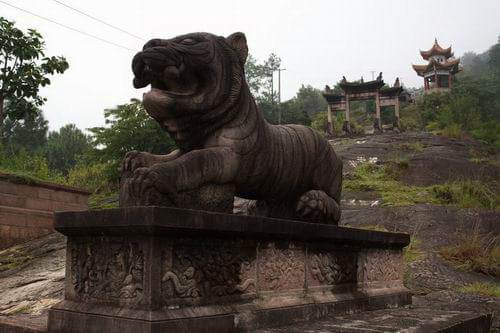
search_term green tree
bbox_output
[280,99,311,125]
[2,109,48,152]
[293,85,327,117]
[460,51,489,78]
[89,99,176,180]
[45,124,92,174]
[0,17,68,136]
[488,36,500,73]
[245,54,265,97]
[244,53,281,116]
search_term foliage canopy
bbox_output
[0,17,68,135]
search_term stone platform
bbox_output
[48,207,412,332]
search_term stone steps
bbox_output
[0,307,492,333]
[254,307,493,332]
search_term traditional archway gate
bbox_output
[322,73,406,135]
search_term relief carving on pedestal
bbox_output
[259,242,305,292]
[161,241,256,300]
[308,251,357,286]
[69,238,144,303]
[357,249,403,282]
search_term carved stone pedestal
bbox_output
[48,207,411,333]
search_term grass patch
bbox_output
[398,142,424,153]
[459,282,500,298]
[344,162,499,209]
[0,170,44,186]
[432,180,499,210]
[343,162,438,206]
[89,191,119,209]
[5,304,32,315]
[357,224,388,232]
[469,157,500,168]
[440,227,499,277]
[0,248,33,273]
[404,237,423,263]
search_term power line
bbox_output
[0,0,135,52]
[50,0,145,41]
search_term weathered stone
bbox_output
[119,32,343,224]
[254,307,493,333]
[47,207,411,332]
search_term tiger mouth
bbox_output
[132,52,201,96]
[151,64,199,96]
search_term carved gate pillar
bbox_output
[394,97,401,129]
[374,90,382,133]
[343,94,351,135]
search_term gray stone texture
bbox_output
[120,32,343,224]
[47,207,411,332]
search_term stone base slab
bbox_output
[49,289,410,333]
[48,207,412,332]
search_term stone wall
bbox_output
[0,174,90,249]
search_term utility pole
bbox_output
[269,70,274,103]
[370,71,375,81]
[277,67,286,124]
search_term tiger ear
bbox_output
[226,32,248,65]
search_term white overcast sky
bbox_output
[1,0,499,131]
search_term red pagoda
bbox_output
[412,39,461,93]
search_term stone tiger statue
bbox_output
[121,32,342,224]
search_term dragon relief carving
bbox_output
[70,239,144,302]
[161,243,256,299]
[357,249,403,282]
[259,242,305,291]
[308,252,356,286]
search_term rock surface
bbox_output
[332,131,498,184]
[0,233,65,327]
[0,131,498,332]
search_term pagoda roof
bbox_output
[339,74,385,93]
[412,57,461,76]
[322,93,344,104]
[380,78,403,97]
[420,39,453,60]
[380,86,403,97]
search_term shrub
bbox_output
[399,104,423,131]
[67,161,114,193]
[440,225,499,277]
[0,144,64,183]
[432,180,498,210]
[440,123,468,140]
